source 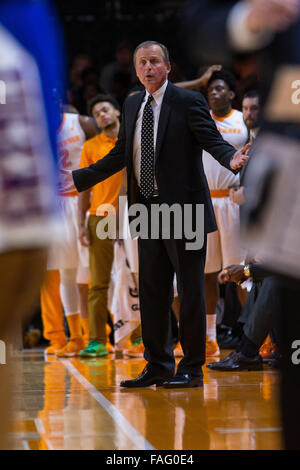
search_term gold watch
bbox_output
[243,264,251,278]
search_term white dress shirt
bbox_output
[133,79,168,192]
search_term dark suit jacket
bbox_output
[73,82,236,234]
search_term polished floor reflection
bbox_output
[10,349,283,450]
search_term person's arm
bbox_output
[73,109,126,192]
[183,0,300,65]
[187,93,249,171]
[175,65,222,90]
[79,115,97,140]
[229,0,300,51]
[218,262,271,284]
[227,1,273,52]
[78,190,91,247]
[77,143,92,246]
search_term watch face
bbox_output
[244,266,251,277]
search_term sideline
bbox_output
[62,359,155,451]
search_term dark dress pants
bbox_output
[137,195,207,377]
[243,277,279,347]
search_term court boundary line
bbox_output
[62,359,155,451]
[215,427,282,434]
[22,440,30,450]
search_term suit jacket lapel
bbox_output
[127,90,145,143]
[155,82,173,162]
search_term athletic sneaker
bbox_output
[259,336,278,360]
[124,340,145,357]
[79,340,108,358]
[106,342,115,353]
[83,333,90,349]
[206,336,220,357]
[56,337,85,357]
[45,341,66,355]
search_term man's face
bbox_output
[207,79,234,113]
[135,45,170,93]
[92,101,120,130]
[242,96,260,130]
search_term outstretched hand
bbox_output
[230,143,251,170]
[60,168,75,188]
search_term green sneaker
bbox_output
[79,341,108,357]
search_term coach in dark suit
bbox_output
[72,41,248,388]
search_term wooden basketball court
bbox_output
[10,349,282,450]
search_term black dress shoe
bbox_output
[206,351,235,369]
[162,373,203,388]
[206,351,263,371]
[120,366,173,388]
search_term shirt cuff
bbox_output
[227,1,273,52]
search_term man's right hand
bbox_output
[230,143,250,170]
[79,225,90,247]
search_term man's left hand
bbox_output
[230,143,251,170]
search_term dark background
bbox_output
[54,0,187,73]
[52,0,259,114]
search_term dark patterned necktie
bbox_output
[140,94,154,198]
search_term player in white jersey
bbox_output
[45,111,96,356]
[203,69,248,357]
